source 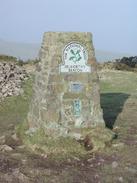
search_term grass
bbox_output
[2,70,136,132]
[17,120,87,159]
[1,69,137,182]
[0,75,33,135]
[99,70,137,128]
[0,68,137,181]
[100,70,137,94]
[1,69,137,157]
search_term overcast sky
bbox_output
[0,0,137,54]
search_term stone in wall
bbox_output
[0,62,28,100]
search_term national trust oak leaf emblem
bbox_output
[69,49,82,63]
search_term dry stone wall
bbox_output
[27,32,104,137]
[0,62,28,100]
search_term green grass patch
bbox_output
[100,70,137,128]
[1,69,137,158]
[100,70,137,94]
[0,75,34,135]
[17,124,87,159]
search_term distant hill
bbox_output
[0,39,39,60]
[0,39,131,62]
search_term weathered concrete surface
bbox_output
[27,32,104,137]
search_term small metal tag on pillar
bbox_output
[73,99,82,117]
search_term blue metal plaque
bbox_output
[70,82,83,93]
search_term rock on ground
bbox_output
[0,62,28,100]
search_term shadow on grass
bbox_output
[101,93,130,129]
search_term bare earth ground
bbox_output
[0,70,137,183]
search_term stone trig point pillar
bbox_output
[27,32,104,137]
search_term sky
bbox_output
[0,0,137,54]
